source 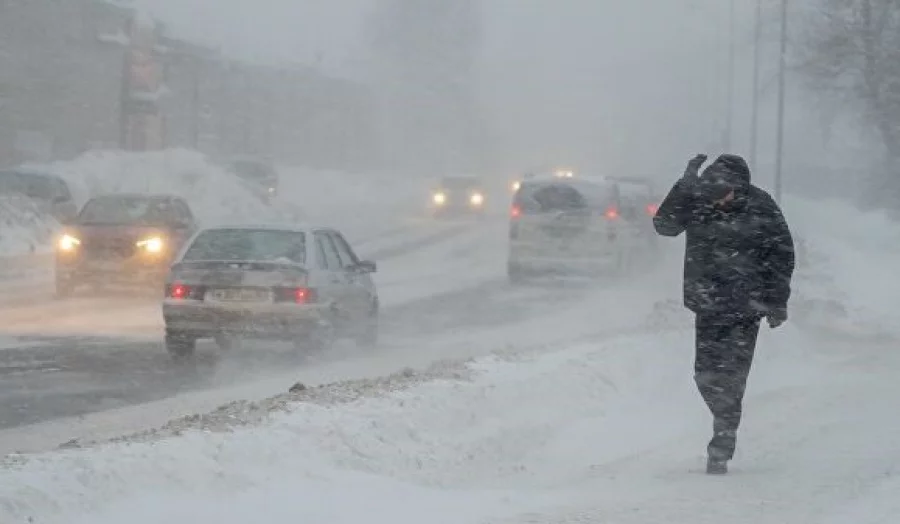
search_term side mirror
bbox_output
[355,260,377,273]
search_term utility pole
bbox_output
[774,0,788,203]
[750,0,762,169]
[724,0,736,151]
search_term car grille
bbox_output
[82,237,135,259]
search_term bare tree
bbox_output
[800,0,900,203]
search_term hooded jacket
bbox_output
[653,154,795,316]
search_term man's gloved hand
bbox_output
[682,154,708,180]
[766,307,788,328]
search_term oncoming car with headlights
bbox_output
[161,224,379,360]
[430,175,486,217]
[54,194,197,297]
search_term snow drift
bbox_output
[0,195,57,255]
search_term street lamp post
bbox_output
[750,0,762,169]
[725,0,736,151]
[774,0,788,203]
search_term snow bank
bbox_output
[0,196,56,255]
[784,195,900,340]
[39,149,283,227]
[0,324,822,524]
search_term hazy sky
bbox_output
[127,0,851,185]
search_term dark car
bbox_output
[162,224,379,361]
[54,193,198,297]
[430,175,486,217]
[224,158,279,204]
[0,169,78,223]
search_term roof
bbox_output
[521,175,615,190]
[87,192,185,201]
[198,223,329,234]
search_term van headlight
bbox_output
[433,192,446,205]
[136,236,164,253]
[470,193,484,206]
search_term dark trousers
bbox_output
[694,313,761,461]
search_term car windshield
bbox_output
[78,197,177,225]
[440,177,479,190]
[182,229,306,264]
[0,171,63,200]
[517,183,588,212]
[230,161,275,183]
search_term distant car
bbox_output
[161,224,379,361]
[430,175,486,217]
[605,176,661,251]
[224,158,278,203]
[0,168,77,223]
[54,193,198,297]
[506,176,650,283]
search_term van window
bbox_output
[515,184,587,213]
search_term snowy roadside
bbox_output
[784,196,900,341]
[0,320,851,524]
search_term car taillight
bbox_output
[511,204,521,218]
[604,207,619,219]
[275,287,317,304]
[646,203,659,215]
[294,287,316,304]
[168,282,190,299]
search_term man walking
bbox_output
[653,153,795,474]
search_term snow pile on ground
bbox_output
[0,195,57,256]
[37,149,284,227]
[0,323,823,524]
[784,195,900,340]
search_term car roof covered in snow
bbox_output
[87,192,184,201]
[197,223,336,234]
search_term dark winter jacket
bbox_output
[653,154,795,316]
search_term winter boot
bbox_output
[706,456,728,475]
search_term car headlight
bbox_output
[470,193,484,206]
[58,234,81,251]
[136,236,164,253]
[511,181,521,191]
[433,192,446,205]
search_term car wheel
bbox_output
[294,319,336,353]
[508,261,527,285]
[355,309,379,349]
[165,330,196,361]
[214,332,241,351]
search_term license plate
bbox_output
[206,288,271,303]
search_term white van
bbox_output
[506,176,650,283]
